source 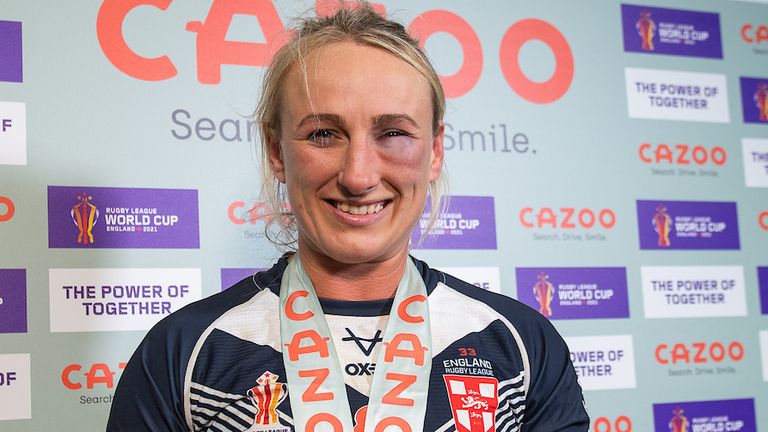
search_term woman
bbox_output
[108,4,588,431]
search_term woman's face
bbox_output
[269,41,444,265]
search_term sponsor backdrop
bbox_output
[1,0,767,430]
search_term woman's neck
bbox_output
[295,248,408,301]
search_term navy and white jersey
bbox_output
[108,257,589,431]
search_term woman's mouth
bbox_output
[333,201,387,215]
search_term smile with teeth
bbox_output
[334,201,386,215]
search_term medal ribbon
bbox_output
[279,254,431,432]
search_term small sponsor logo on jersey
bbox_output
[0,21,22,83]
[565,335,636,391]
[741,23,768,55]
[0,269,26,333]
[48,186,200,248]
[443,375,499,432]
[412,196,497,249]
[621,4,723,58]
[742,138,768,187]
[49,268,201,332]
[636,200,740,250]
[443,348,495,377]
[652,399,756,432]
[625,68,729,123]
[437,267,501,293]
[220,268,265,291]
[341,328,383,376]
[0,353,31,420]
[516,267,629,320]
[641,266,746,318]
[0,101,26,165]
[246,371,288,430]
[740,77,768,124]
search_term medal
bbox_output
[279,254,432,431]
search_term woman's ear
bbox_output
[429,122,445,182]
[266,129,286,183]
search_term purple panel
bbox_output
[411,196,497,249]
[636,200,739,250]
[0,21,23,83]
[758,267,768,315]
[0,269,26,333]
[653,399,756,432]
[48,186,199,249]
[221,268,265,291]
[740,77,768,125]
[516,267,629,320]
[621,4,723,58]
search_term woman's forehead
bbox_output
[279,42,432,124]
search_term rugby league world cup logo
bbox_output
[669,407,689,432]
[636,10,656,51]
[71,192,99,245]
[652,204,672,247]
[755,81,768,121]
[247,371,287,429]
[533,272,554,317]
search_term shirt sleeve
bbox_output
[106,321,189,432]
[520,315,590,431]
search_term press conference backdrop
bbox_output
[1,0,767,430]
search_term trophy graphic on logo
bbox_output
[652,204,671,247]
[71,192,99,245]
[246,371,288,431]
[533,272,554,317]
[636,10,656,51]
[754,81,768,122]
[668,407,689,432]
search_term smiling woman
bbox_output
[108,3,589,432]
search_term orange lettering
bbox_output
[499,19,574,104]
[374,417,412,432]
[397,295,426,324]
[0,196,14,222]
[61,364,82,390]
[306,413,343,431]
[185,0,289,84]
[384,333,428,366]
[286,290,314,321]
[409,10,482,99]
[285,330,330,361]
[381,373,416,406]
[96,0,177,81]
[299,368,333,402]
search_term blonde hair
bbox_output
[255,2,447,248]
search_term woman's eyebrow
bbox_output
[296,113,347,129]
[372,113,418,128]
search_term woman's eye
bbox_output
[307,129,334,144]
[383,130,409,138]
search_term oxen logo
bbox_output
[444,375,498,432]
[636,10,656,51]
[754,81,768,121]
[71,192,99,245]
[669,407,689,432]
[652,204,672,247]
[533,272,554,317]
[246,371,287,429]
